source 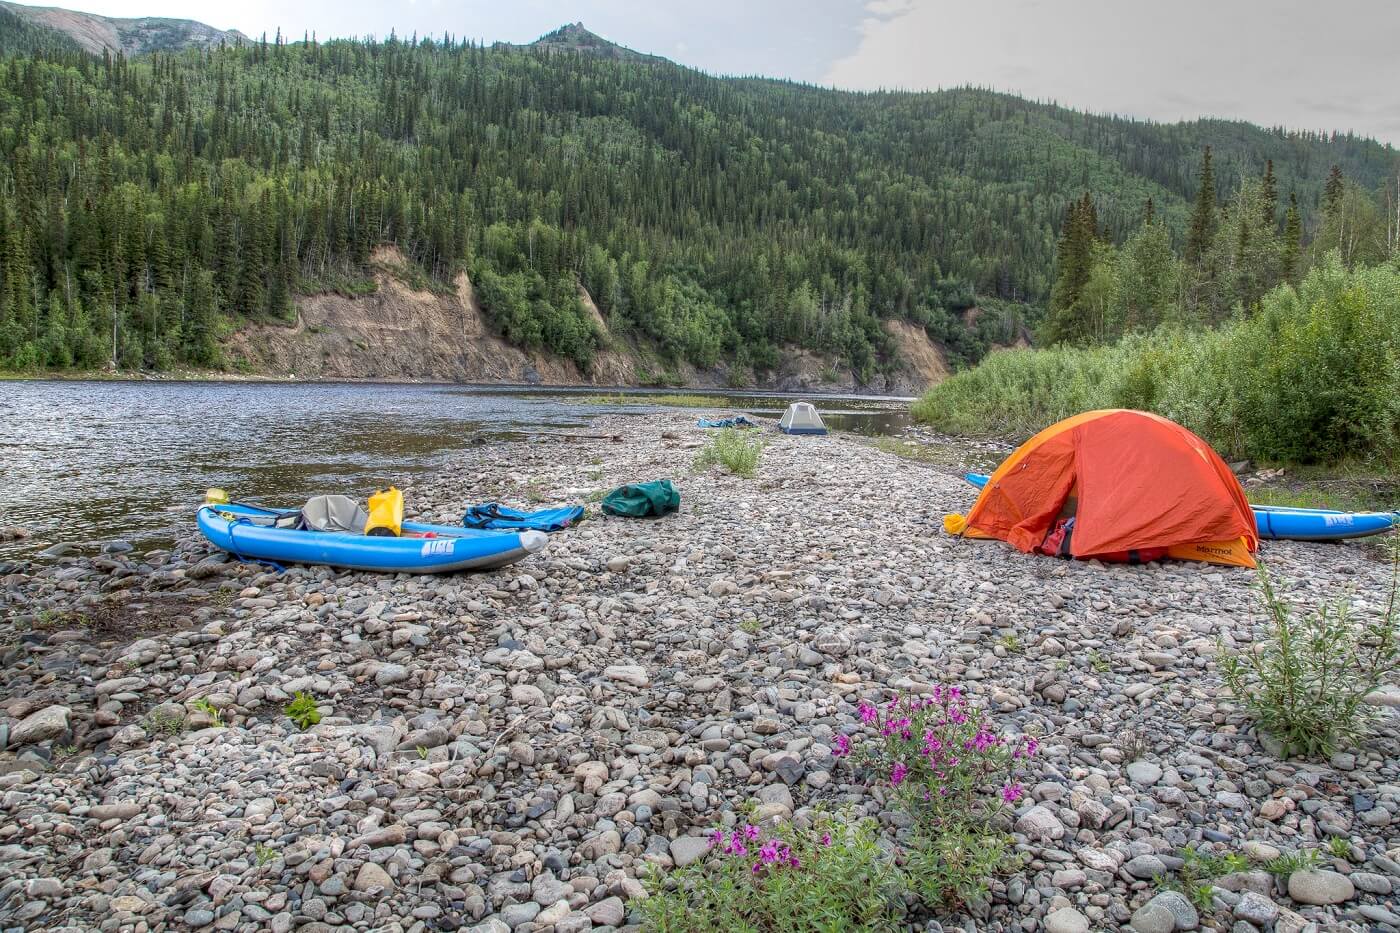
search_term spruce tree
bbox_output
[1324,165,1345,213]
[1281,192,1302,284]
[1185,146,1216,265]
[1260,159,1277,227]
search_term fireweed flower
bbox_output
[832,734,851,758]
[1002,783,1024,804]
[820,832,832,847]
[743,824,761,841]
[759,840,782,864]
[890,761,909,786]
[708,828,725,848]
[858,701,878,724]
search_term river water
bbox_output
[0,381,911,555]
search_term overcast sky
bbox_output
[42,0,1400,144]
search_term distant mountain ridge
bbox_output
[0,0,245,55]
[522,22,667,64]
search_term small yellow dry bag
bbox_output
[365,487,404,537]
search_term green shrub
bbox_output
[284,692,322,731]
[914,255,1400,465]
[642,815,909,932]
[694,428,763,478]
[1218,562,1398,758]
[840,690,1026,906]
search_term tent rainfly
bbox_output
[779,402,828,435]
[944,409,1258,567]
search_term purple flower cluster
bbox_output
[838,688,1037,824]
[708,823,806,875]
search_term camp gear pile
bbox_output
[463,503,585,532]
[601,480,681,518]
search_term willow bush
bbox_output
[914,255,1400,465]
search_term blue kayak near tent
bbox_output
[198,503,547,573]
[961,473,1397,542]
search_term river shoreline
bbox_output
[0,368,918,399]
[1,413,1397,931]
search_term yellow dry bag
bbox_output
[365,487,404,537]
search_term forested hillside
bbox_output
[0,19,1395,380]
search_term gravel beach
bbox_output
[2,413,1397,932]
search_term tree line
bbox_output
[1042,151,1399,346]
[0,30,1395,378]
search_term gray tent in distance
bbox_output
[779,402,828,435]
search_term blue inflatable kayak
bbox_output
[198,503,547,573]
[962,473,1397,542]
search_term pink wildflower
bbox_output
[708,828,725,848]
[832,734,851,758]
[890,761,909,786]
[1002,783,1024,804]
[820,832,832,847]
[857,701,878,724]
[743,824,761,841]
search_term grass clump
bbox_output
[1218,561,1398,758]
[284,692,322,731]
[1262,848,1320,878]
[191,697,224,729]
[1158,846,1250,914]
[694,428,763,478]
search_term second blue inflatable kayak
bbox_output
[198,503,547,573]
[962,473,1397,542]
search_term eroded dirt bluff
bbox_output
[226,250,950,393]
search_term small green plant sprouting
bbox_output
[1262,848,1321,878]
[739,617,763,635]
[284,692,322,731]
[1088,650,1111,673]
[146,709,185,736]
[416,745,429,760]
[693,428,763,478]
[1327,837,1352,860]
[254,843,279,866]
[1218,561,1398,758]
[1158,846,1249,914]
[997,633,1022,654]
[192,697,224,728]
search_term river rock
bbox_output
[10,706,70,745]
[1044,906,1090,933]
[1287,869,1353,905]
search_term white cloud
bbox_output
[824,0,1400,144]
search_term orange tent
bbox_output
[945,410,1258,568]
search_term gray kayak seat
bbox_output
[301,495,369,533]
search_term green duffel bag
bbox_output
[601,480,680,518]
